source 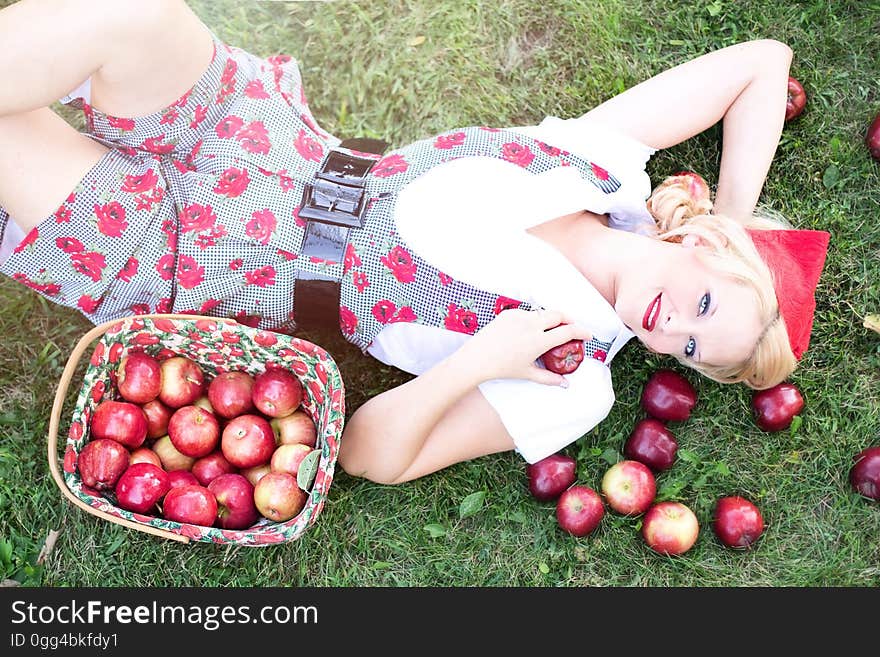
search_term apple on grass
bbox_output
[253,472,307,522]
[867,112,880,161]
[161,484,218,526]
[641,370,697,422]
[90,400,148,449]
[208,473,259,530]
[114,462,170,514]
[152,435,196,472]
[526,453,576,502]
[208,371,255,419]
[849,446,880,501]
[271,410,317,448]
[221,414,276,469]
[713,496,764,549]
[601,460,656,516]
[785,76,807,122]
[270,443,313,478]
[252,368,303,418]
[158,356,205,409]
[116,351,162,404]
[624,418,678,472]
[167,405,220,458]
[77,438,130,490]
[556,485,604,537]
[752,382,804,432]
[191,451,237,487]
[642,501,700,556]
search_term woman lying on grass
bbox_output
[0,0,828,485]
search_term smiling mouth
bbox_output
[643,293,661,332]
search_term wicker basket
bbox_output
[47,314,345,545]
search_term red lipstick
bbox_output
[643,294,661,332]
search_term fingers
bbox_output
[528,366,570,388]
[540,321,593,351]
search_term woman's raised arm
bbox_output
[580,39,793,221]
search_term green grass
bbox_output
[1,0,880,587]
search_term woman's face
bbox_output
[614,238,765,369]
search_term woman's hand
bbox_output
[455,308,593,386]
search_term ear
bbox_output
[681,233,705,249]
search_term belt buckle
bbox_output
[299,150,377,229]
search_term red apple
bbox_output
[158,356,205,408]
[191,451,237,487]
[713,496,765,549]
[90,400,148,449]
[152,435,195,472]
[208,371,255,419]
[601,460,656,516]
[785,76,807,121]
[270,410,317,448]
[526,453,577,502]
[161,484,218,526]
[241,464,272,487]
[77,438,130,490]
[270,443,313,478]
[641,369,697,422]
[167,405,220,458]
[116,351,162,404]
[751,382,804,432]
[167,470,200,489]
[555,485,605,537]
[208,473,259,530]
[624,418,678,472]
[129,447,162,469]
[253,472,307,522]
[867,112,880,161]
[642,501,700,555]
[221,414,276,468]
[114,462,170,514]
[193,395,215,414]
[251,368,303,418]
[849,446,880,501]
[539,339,585,375]
[141,399,172,440]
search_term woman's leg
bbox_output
[0,0,214,118]
[0,0,214,228]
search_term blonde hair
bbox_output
[645,174,798,390]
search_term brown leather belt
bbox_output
[293,138,387,332]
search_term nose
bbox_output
[660,309,695,338]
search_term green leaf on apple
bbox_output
[789,415,803,436]
[459,491,486,519]
[296,449,321,492]
[423,524,447,538]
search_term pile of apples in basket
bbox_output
[77,352,319,530]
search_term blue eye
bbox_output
[699,292,711,316]
[685,337,696,358]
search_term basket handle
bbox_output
[47,313,236,544]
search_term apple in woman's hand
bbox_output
[849,446,880,501]
[712,496,764,549]
[539,339,585,375]
[526,453,577,501]
[751,382,804,432]
[866,112,880,161]
[624,418,678,471]
[640,369,697,422]
[785,76,807,121]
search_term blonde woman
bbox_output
[0,1,828,484]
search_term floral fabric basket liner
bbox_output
[48,314,345,546]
